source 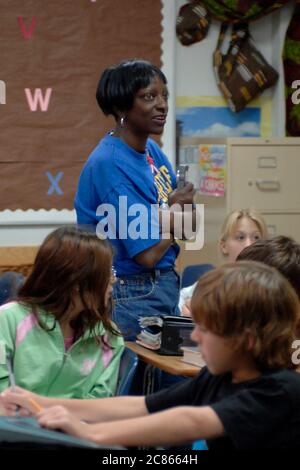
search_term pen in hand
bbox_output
[6,355,20,416]
[4,352,43,416]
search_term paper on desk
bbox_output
[139,316,163,328]
[137,330,161,349]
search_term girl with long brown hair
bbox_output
[0,226,124,398]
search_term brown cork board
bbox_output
[0,0,163,209]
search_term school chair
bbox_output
[192,439,208,450]
[0,272,24,305]
[181,264,215,288]
[116,347,139,396]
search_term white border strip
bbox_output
[161,0,176,167]
[0,209,76,226]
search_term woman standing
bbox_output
[75,59,195,339]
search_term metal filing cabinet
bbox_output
[226,138,300,242]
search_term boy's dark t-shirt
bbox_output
[145,367,300,449]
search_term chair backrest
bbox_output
[192,439,208,450]
[181,264,215,288]
[0,272,24,305]
[116,347,139,396]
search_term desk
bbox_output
[0,416,123,449]
[125,342,200,394]
[125,342,200,377]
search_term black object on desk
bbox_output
[159,316,195,356]
[138,315,195,356]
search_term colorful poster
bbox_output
[176,96,272,138]
[198,145,226,197]
[177,106,260,138]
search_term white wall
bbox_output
[161,0,176,162]
[175,0,294,136]
[175,0,295,268]
[0,210,75,246]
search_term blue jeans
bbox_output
[112,268,180,341]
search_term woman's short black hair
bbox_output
[96,59,167,119]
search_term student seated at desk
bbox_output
[237,235,300,301]
[180,208,268,316]
[0,227,124,398]
[2,261,300,449]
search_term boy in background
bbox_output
[237,235,300,299]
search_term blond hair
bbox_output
[219,208,268,243]
[191,261,300,370]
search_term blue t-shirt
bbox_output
[75,133,179,275]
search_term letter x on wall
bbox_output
[46,171,64,195]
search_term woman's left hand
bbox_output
[168,182,195,208]
[37,406,90,440]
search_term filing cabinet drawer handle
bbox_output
[255,179,280,191]
[267,224,277,236]
[258,156,277,168]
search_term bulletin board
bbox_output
[0,0,163,210]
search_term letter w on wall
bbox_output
[25,88,52,111]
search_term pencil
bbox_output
[28,398,43,413]
[6,355,20,416]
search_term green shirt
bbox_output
[0,302,124,398]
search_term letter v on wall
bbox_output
[18,17,37,40]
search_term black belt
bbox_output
[143,267,174,274]
[117,267,174,279]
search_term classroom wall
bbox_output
[0,0,295,250]
[175,0,294,136]
[175,0,295,270]
[0,0,176,247]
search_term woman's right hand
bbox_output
[168,182,195,208]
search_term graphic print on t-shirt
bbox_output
[154,164,173,207]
